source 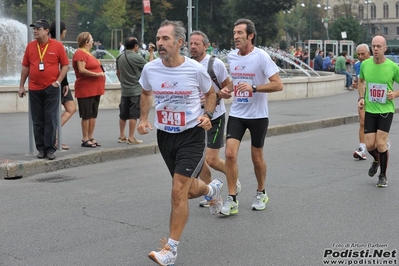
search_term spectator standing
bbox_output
[218,18,283,216]
[49,21,77,150]
[137,20,222,265]
[115,36,146,145]
[314,50,324,71]
[18,19,69,160]
[72,32,106,148]
[119,41,125,54]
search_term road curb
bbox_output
[0,115,360,179]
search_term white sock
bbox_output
[168,238,179,252]
[206,185,214,198]
[360,143,366,150]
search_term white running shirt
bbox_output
[139,57,212,133]
[199,54,228,120]
[227,47,279,118]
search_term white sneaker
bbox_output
[236,179,242,195]
[220,196,239,216]
[207,178,223,215]
[387,139,391,150]
[148,241,176,266]
[353,147,367,160]
[199,199,210,208]
[251,191,268,211]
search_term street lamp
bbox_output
[323,0,331,40]
[301,1,321,40]
[365,0,372,41]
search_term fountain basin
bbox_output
[0,71,345,113]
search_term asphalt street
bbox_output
[1,119,398,266]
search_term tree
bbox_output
[285,7,308,44]
[3,0,69,24]
[231,0,297,46]
[329,16,364,43]
[102,0,126,30]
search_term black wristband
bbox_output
[358,97,364,102]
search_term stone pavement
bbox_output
[1,89,396,179]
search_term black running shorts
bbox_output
[226,116,269,148]
[157,126,206,178]
[364,112,394,134]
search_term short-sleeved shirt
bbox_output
[139,57,212,133]
[198,54,229,120]
[323,56,333,70]
[227,47,279,119]
[360,58,399,114]
[335,56,346,71]
[116,50,147,97]
[354,61,361,77]
[22,38,69,90]
[72,49,106,98]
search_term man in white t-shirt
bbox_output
[219,18,283,216]
[189,30,242,208]
[137,20,222,266]
[119,41,125,54]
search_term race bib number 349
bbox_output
[156,110,186,126]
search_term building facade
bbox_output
[327,0,399,41]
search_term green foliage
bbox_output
[329,16,365,43]
[3,0,69,24]
[102,0,126,29]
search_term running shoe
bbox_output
[220,196,239,216]
[353,147,367,160]
[368,160,379,177]
[376,174,388,188]
[148,240,177,266]
[251,191,269,211]
[207,178,223,215]
[387,139,391,150]
[236,179,242,195]
[199,198,210,208]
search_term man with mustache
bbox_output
[137,20,222,265]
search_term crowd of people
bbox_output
[18,16,399,265]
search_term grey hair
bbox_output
[190,30,210,45]
[159,20,186,47]
[234,18,257,45]
[356,43,369,52]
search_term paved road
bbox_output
[1,120,398,266]
[0,90,364,179]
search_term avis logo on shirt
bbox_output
[161,81,178,88]
[234,65,246,70]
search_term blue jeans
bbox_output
[29,85,60,153]
[337,70,352,87]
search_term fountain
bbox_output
[0,18,27,78]
[0,17,345,112]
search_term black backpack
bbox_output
[207,55,222,104]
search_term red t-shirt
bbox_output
[72,49,105,98]
[22,38,69,90]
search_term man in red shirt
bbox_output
[18,19,69,160]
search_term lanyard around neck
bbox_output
[80,48,101,66]
[37,42,49,62]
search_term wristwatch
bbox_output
[252,85,257,93]
[203,111,213,120]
